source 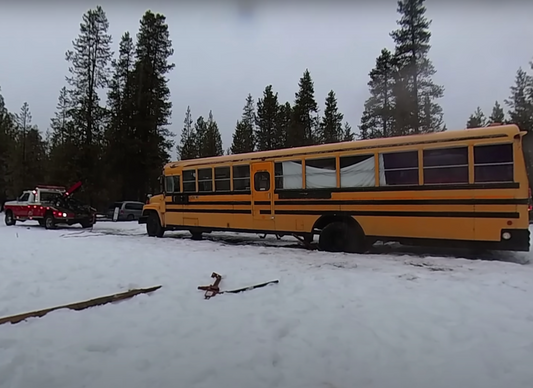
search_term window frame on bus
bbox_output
[379,149,420,186]
[197,167,213,192]
[421,145,469,185]
[473,142,514,183]
[214,165,231,192]
[182,169,197,192]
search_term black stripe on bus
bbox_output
[275,182,519,199]
[167,201,252,206]
[168,191,251,197]
[164,198,528,207]
[164,182,519,200]
[166,208,251,214]
[266,210,519,218]
[271,198,529,206]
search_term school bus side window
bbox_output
[474,143,513,182]
[380,150,419,186]
[340,154,375,187]
[275,161,303,189]
[305,157,336,188]
[198,168,213,192]
[215,166,231,191]
[183,170,196,192]
[233,165,250,191]
[423,147,468,184]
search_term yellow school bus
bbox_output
[139,124,530,253]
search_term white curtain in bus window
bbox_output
[275,161,303,189]
[340,155,376,187]
[379,150,419,186]
[305,158,337,188]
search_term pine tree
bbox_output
[275,102,292,149]
[177,106,198,160]
[105,31,136,199]
[9,103,47,192]
[198,111,223,157]
[359,48,396,139]
[0,88,17,202]
[23,127,47,189]
[47,87,79,186]
[488,101,506,124]
[390,0,444,135]
[130,10,175,199]
[342,122,355,141]
[505,68,533,132]
[230,94,255,154]
[15,102,32,189]
[65,5,113,204]
[466,107,487,128]
[420,92,444,132]
[506,67,533,179]
[289,69,318,147]
[255,85,279,151]
[317,90,344,144]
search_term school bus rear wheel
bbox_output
[318,221,365,254]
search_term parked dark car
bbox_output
[106,201,144,221]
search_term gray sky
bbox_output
[1,0,532,159]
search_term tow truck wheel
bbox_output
[44,214,56,229]
[4,211,16,226]
[80,219,93,228]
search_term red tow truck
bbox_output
[3,182,97,229]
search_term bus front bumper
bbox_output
[138,216,148,224]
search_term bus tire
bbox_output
[318,221,365,254]
[147,212,165,238]
[190,231,203,240]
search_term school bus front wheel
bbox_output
[146,211,165,238]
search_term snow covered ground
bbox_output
[1,216,533,388]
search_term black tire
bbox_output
[44,214,56,229]
[4,211,16,226]
[80,219,93,228]
[126,214,134,221]
[38,219,45,227]
[190,231,203,240]
[318,221,366,254]
[146,212,165,238]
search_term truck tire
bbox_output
[80,219,93,228]
[44,214,56,229]
[4,211,16,226]
[146,212,165,238]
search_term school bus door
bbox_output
[250,162,275,228]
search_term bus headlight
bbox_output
[502,232,511,240]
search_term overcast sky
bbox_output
[1,0,532,159]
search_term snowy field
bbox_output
[1,215,533,388]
